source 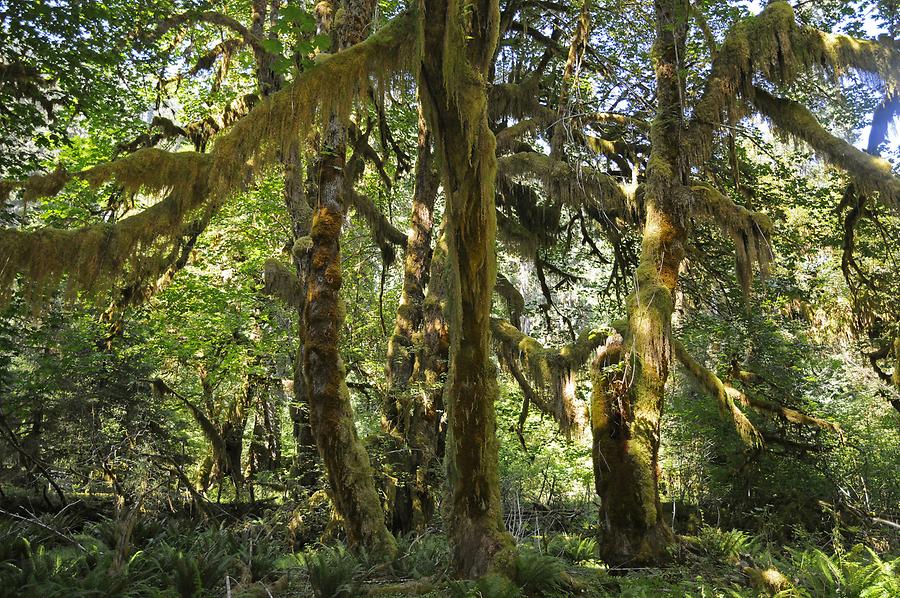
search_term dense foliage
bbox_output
[1,0,898,595]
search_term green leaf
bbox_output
[272,56,293,75]
[313,33,332,51]
[261,38,284,56]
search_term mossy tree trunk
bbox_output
[300,0,396,559]
[419,0,513,577]
[281,139,321,488]
[594,0,687,565]
[383,109,440,534]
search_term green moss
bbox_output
[1,10,421,305]
[689,1,900,162]
[497,152,635,222]
[672,339,763,448]
[692,183,773,299]
[752,88,900,210]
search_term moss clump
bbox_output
[689,1,900,163]
[22,165,68,204]
[692,183,773,299]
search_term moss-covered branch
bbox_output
[750,87,900,210]
[153,10,269,54]
[691,183,773,298]
[490,316,607,435]
[1,151,213,302]
[672,341,844,444]
[497,152,635,219]
[117,94,259,154]
[738,389,844,439]
[672,340,763,447]
[688,1,900,164]
[1,10,420,302]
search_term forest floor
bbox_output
[0,492,897,597]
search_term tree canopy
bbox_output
[1,0,899,595]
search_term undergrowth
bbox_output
[0,511,896,597]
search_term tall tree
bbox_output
[418,0,515,577]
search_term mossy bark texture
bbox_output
[301,0,396,560]
[383,109,441,535]
[282,139,320,489]
[594,0,688,566]
[418,0,514,578]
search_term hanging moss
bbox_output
[751,88,900,210]
[488,78,548,122]
[689,1,900,162]
[1,10,421,305]
[346,189,407,249]
[672,340,763,448]
[0,151,213,304]
[692,183,773,298]
[494,273,524,326]
[205,9,421,195]
[495,174,562,251]
[497,152,636,221]
[495,211,542,257]
[263,258,304,309]
[490,316,607,436]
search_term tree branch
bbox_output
[154,11,268,55]
[750,87,900,210]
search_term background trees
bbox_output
[0,0,898,594]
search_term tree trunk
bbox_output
[281,138,322,489]
[383,109,440,534]
[300,0,396,559]
[419,0,513,577]
[594,0,687,565]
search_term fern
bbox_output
[514,549,566,596]
[303,545,361,598]
[696,525,755,564]
[391,532,451,578]
[544,534,597,563]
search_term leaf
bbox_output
[313,34,332,51]
[261,38,284,56]
[272,57,293,75]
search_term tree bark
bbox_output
[281,138,321,488]
[383,108,440,534]
[594,0,687,565]
[301,0,396,559]
[419,0,514,577]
